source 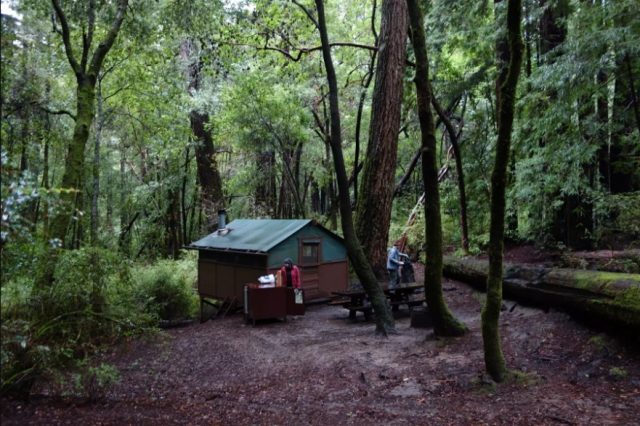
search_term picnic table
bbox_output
[330,283,425,321]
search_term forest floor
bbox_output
[2,248,640,425]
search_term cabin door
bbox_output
[300,239,321,298]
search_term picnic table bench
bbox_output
[331,283,425,321]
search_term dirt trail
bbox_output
[2,265,639,425]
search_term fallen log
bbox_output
[443,256,640,333]
[561,250,640,273]
[565,249,640,260]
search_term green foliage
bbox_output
[31,248,151,341]
[72,362,121,401]
[397,204,425,260]
[595,192,640,242]
[0,319,56,398]
[608,366,628,380]
[1,248,152,398]
[133,254,198,321]
[507,369,541,387]
[587,334,610,352]
[1,251,199,398]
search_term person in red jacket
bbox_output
[279,258,301,289]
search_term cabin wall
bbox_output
[198,251,268,304]
[267,226,347,268]
[267,227,348,300]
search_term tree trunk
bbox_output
[118,147,131,255]
[278,144,305,218]
[90,79,103,245]
[407,0,466,337]
[443,256,640,333]
[609,52,640,194]
[181,146,190,245]
[190,110,224,231]
[182,39,224,232]
[431,91,469,253]
[482,0,523,382]
[539,0,593,248]
[47,77,96,247]
[625,54,640,136]
[312,0,395,335]
[597,70,611,192]
[255,150,277,215]
[353,0,379,205]
[538,0,569,58]
[41,106,51,235]
[166,184,181,259]
[38,0,128,288]
[355,0,408,279]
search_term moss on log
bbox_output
[443,256,640,333]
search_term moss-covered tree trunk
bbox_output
[90,79,104,245]
[406,0,466,336]
[38,0,129,288]
[311,0,395,335]
[355,0,408,279]
[482,0,523,382]
[48,78,96,246]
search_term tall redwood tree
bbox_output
[355,0,408,278]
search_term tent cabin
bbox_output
[187,218,349,305]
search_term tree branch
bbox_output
[81,0,96,71]
[32,102,76,120]
[100,53,132,80]
[103,84,130,101]
[370,0,379,43]
[51,0,81,75]
[258,42,377,62]
[88,0,129,77]
[292,0,319,29]
[430,83,460,146]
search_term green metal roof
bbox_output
[188,219,313,253]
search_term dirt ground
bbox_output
[2,262,640,425]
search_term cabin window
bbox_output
[301,240,320,265]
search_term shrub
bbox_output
[133,256,198,322]
[0,320,53,398]
[29,248,151,346]
[72,362,120,401]
[1,248,151,398]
